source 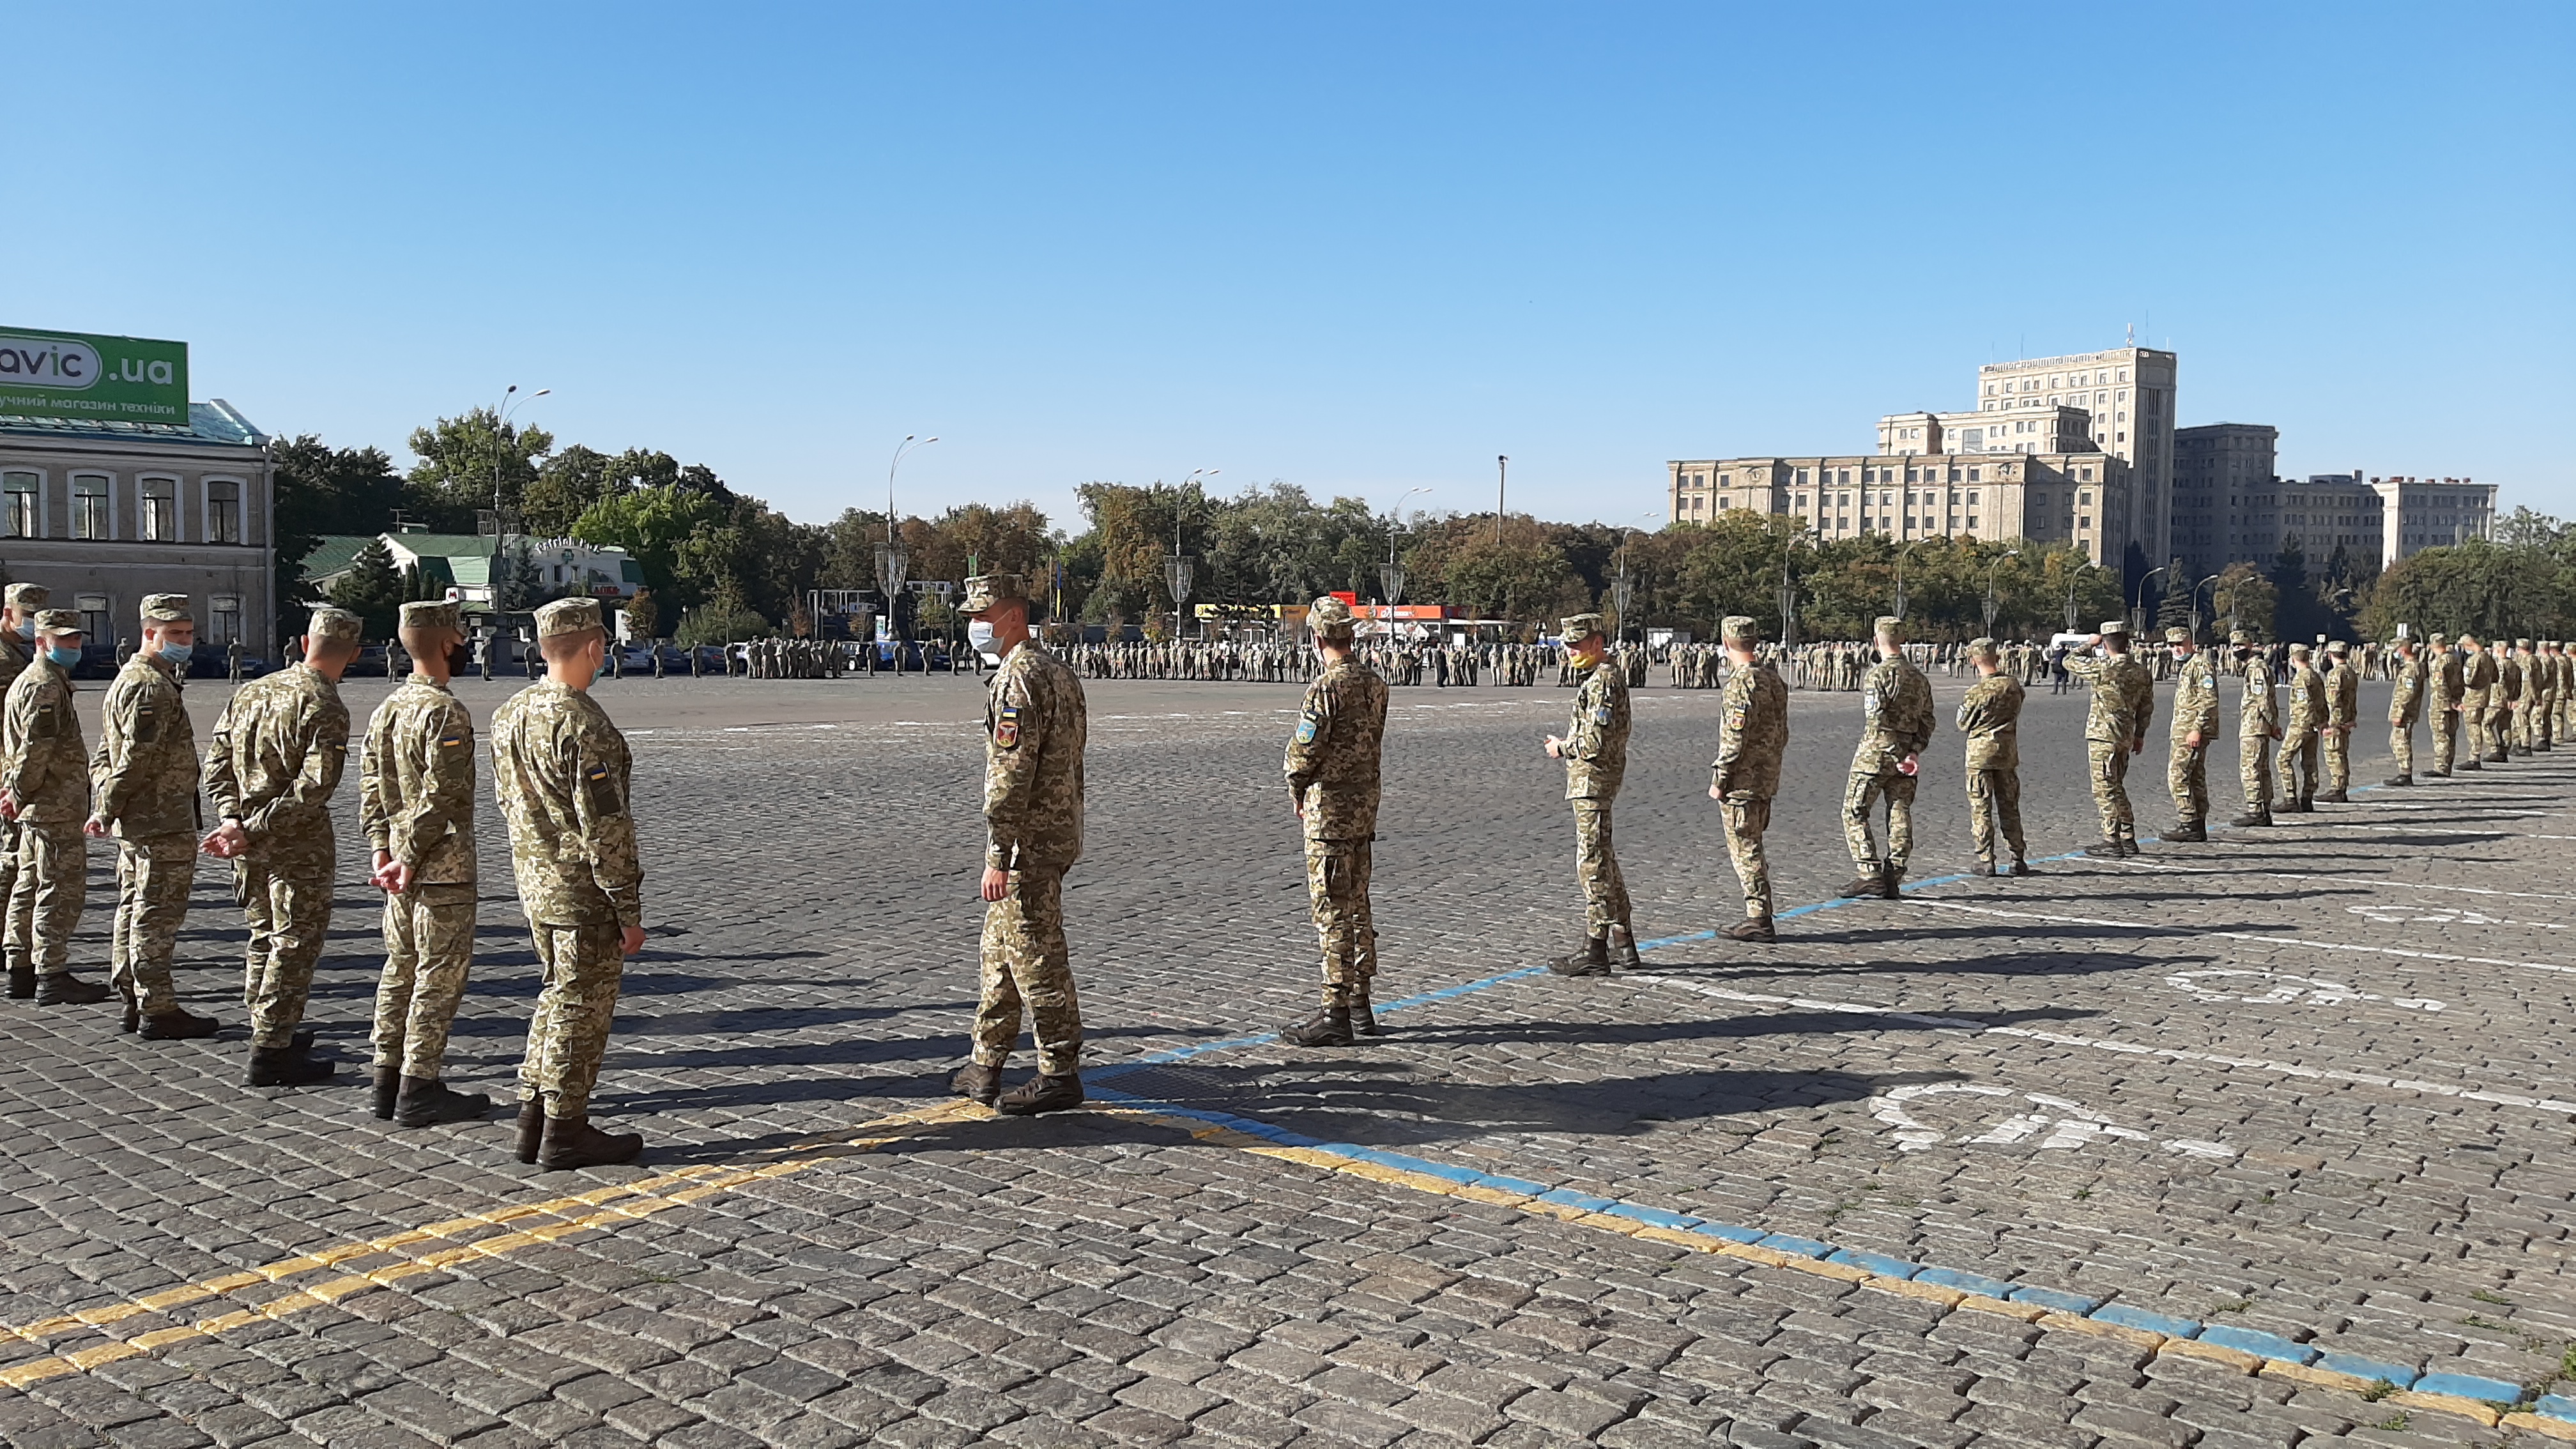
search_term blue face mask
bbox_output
[14,620,31,641]
[45,644,80,669]
[157,642,193,668]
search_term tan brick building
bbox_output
[1664,451,2131,565]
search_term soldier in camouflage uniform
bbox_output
[1839,617,1933,899]
[362,601,489,1128]
[2229,629,2281,825]
[0,583,49,1000]
[1543,613,1633,977]
[2428,632,2464,776]
[204,608,358,1086]
[2456,632,2494,770]
[494,598,650,1167]
[89,594,217,1039]
[2319,640,2360,802]
[3,610,106,1006]
[1708,615,1788,941]
[2510,640,2538,755]
[1952,638,2028,876]
[947,574,1090,1113]
[2276,643,2327,811]
[2384,634,2425,785]
[1278,596,1388,1046]
[2066,620,2155,857]
[2160,627,2220,841]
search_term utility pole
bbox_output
[1495,456,1507,545]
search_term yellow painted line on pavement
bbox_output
[0,1100,979,1390]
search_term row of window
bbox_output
[0,471,245,544]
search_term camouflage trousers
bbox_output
[238,856,334,1048]
[1569,799,1630,935]
[2277,728,2320,805]
[2322,728,2350,793]
[2487,705,2512,760]
[1303,839,1377,1000]
[973,865,1083,1076]
[1965,769,2025,864]
[2239,737,2274,814]
[1841,765,1915,874]
[518,919,627,1116]
[1717,792,1773,919]
[6,820,86,976]
[2166,741,2209,825]
[2511,700,2534,751]
[2431,709,2458,772]
[0,817,20,956]
[2085,739,2133,838]
[371,882,477,1080]
[111,833,196,1016]
[2389,720,2415,778]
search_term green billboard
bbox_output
[0,327,190,426]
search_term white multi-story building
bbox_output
[1878,408,2093,457]
[1665,452,2129,565]
[1976,348,2176,569]
[2372,476,2496,565]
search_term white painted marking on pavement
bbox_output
[2165,967,2442,1012]
[1869,1082,2237,1158]
[1906,898,2576,977]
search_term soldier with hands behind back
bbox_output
[1280,596,1388,1045]
[1708,616,1787,942]
[1839,616,1933,899]
[0,582,48,997]
[90,595,217,1039]
[1954,638,2028,877]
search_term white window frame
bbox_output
[0,469,42,539]
[70,473,112,542]
[203,477,246,544]
[137,473,181,542]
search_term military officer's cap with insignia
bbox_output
[5,583,50,610]
[1873,615,1903,641]
[2100,619,2128,636]
[141,594,191,623]
[1560,612,1605,641]
[1721,614,1761,645]
[33,609,82,636]
[307,606,364,644]
[400,600,462,631]
[532,598,602,638]
[1308,595,1357,641]
[2165,626,2191,645]
[962,574,1024,615]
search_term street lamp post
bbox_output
[1379,487,1433,624]
[2191,573,2223,641]
[1495,456,1507,546]
[2064,559,2097,632]
[2133,564,2173,638]
[1779,529,1813,651]
[490,384,548,610]
[879,435,937,657]
[1167,470,1216,641]
[1983,549,2021,636]
[1893,540,1924,622]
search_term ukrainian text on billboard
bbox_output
[0,328,190,425]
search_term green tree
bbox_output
[624,587,661,641]
[2358,539,2573,640]
[326,540,404,640]
[273,436,406,607]
[404,408,556,532]
[572,486,730,608]
[2214,562,2278,640]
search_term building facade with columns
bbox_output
[1665,452,2131,565]
[1975,347,2176,569]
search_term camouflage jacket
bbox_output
[983,642,1087,871]
[1,657,88,824]
[362,675,478,885]
[2389,654,2426,724]
[2170,651,2221,740]
[1952,672,2023,772]
[2498,654,2524,703]
[1286,656,1388,841]
[2236,656,2279,735]
[1710,663,1788,800]
[203,663,351,859]
[1560,658,1629,801]
[2064,651,2154,746]
[2460,648,2496,705]
[0,631,32,698]
[2325,662,2360,728]
[491,680,642,926]
[91,656,198,838]
[2434,650,2465,709]
[2284,663,2329,732]
[1852,655,1934,771]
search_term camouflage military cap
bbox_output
[2326,640,2350,654]
[2517,638,2533,650]
[307,606,363,644]
[1560,611,1605,641]
[4,583,49,610]
[140,593,191,622]
[1305,595,1356,640]
[2288,642,2312,657]
[1721,615,1761,645]
[2426,631,2447,645]
[2164,627,2191,645]
[1966,636,1998,658]
[961,574,1024,614]
[32,608,82,636]
[1872,616,1903,641]
[2228,629,2252,647]
[399,600,461,631]
[2100,619,2128,636]
[533,597,602,639]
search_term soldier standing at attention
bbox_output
[1542,613,1634,977]
[0,583,47,1000]
[89,595,217,1039]
[2428,632,2464,776]
[2385,634,2425,786]
[2510,640,2538,755]
[2277,643,2327,811]
[1953,638,2028,877]
[1839,617,1934,900]
[2229,629,2281,826]
[2066,620,2154,858]
[2320,640,2360,802]
[2456,632,2494,770]
[1708,615,1788,942]
[1278,596,1388,1046]
[2,610,105,1007]
[493,599,649,1166]
[953,569,1092,1098]
[2161,627,2220,843]
[362,601,489,1128]
[203,608,358,1087]
[948,574,1090,1112]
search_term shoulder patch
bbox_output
[438,731,466,748]
[1592,705,1614,726]
[993,705,1020,748]
[1294,712,1319,745]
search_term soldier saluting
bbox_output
[1543,613,1634,977]
[950,573,1090,1115]
[1280,596,1387,1045]
[91,594,217,1039]
[2066,620,2154,858]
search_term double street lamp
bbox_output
[1380,486,1433,618]
[879,435,938,646]
[1982,549,2021,635]
[1167,469,1216,642]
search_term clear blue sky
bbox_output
[12,3,2571,530]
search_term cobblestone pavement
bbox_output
[4,671,2575,1449]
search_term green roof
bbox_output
[386,532,498,558]
[299,534,376,583]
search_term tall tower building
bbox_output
[1975,348,2176,576]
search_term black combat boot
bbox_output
[536,1112,644,1170]
[371,1066,401,1121]
[2229,810,2273,827]
[2010,857,2038,876]
[2082,839,2124,859]
[514,1100,546,1163]
[139,1008,218,1041]
[1352,986,1381,1036]
[1546,933,1610,977]
[996,1073,1085,1117]
[2320,789,2350,804]
[36,973,111,1006]
[1720,916,1775,944]
[1605,924,1641,969]
[119,986,140,1034]
[1837,870,1889,900]
[6,963,31,1000]
[245,1045,335,1087]
[951,1062,1001,1107]
[2456,760,2478,772]
[1280,988,1354,1047]
[2159,822,2209,843]
[2119,825,2142,857]
[2381,774,2412,786]
[395,1077,491,1128]
[1968,859,1997,877]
